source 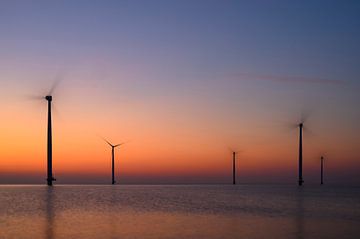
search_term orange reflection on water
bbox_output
[1,185,360,239]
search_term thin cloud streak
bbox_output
[234,73,345,85]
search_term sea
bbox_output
[0,184,359,239]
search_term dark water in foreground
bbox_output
[0,185,359,239]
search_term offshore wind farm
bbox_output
[1,1,360,239]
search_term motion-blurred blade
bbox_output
[302,125,314,136]
[48,73,64,95]
[24,94,44,100]
[52,103,64,122]
[287,122,299,129]
[228,147,235,153]
[114,141,130,147]
[228,146,241,154]
[300,110,311,124]
[103,138,113,147]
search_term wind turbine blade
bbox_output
[103,138,113,147]
[48,73,64,95]
[287,122,298,130]
[228,146,242,154]
[235,150,244,154]
[228,146,241,153]
[303,125,314,136]
[52,103,64,122]
[300,110,311,124]
[23,94,44,100]
[114,140,130,147]
[114,142,126,147]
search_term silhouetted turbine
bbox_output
[27,75,63,186]
[233,152,237,184]
[298,122,304,186]
[292,111,310,186]
[230,151,239,185]
[104,139,124,185]
[320,156,324,185]
[44,77,63,186]
[45,95,56,186]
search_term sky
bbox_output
[0,0,359,184]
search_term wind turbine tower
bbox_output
[45,95,56,186]
[298,123,304,186]
[232,151,237,185]
[321,156,324,185]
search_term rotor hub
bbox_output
[45,95,52,101]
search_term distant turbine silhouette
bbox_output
[296,112,310,186]
[232,151,237,185]
[288,111,310,186]
[320,156,324,185]
[298,122,304,186]
[229,150,239,185]
[104,139,124,185]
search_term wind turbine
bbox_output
[320,156,324,185]
[294,112,310,186]
[229,149,240,185]
[298,122,304,186]
[44,78,64,186]
[45,94,55,186]
[104,139,124,185]
[44,79,63,186]
[27,78,62,186]
[284,111,311,186]
[232,151,237,185]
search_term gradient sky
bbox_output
[0,0,359,184]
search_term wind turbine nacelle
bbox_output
[45,95,52,101]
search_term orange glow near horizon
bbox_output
[0,87,359,184]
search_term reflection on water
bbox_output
[296,187,304,239]
[109,187,119,239]
[45,187,54,239]
[1,185,360,239]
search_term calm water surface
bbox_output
[0,185,359,239]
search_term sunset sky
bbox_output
[0,0,359,184]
